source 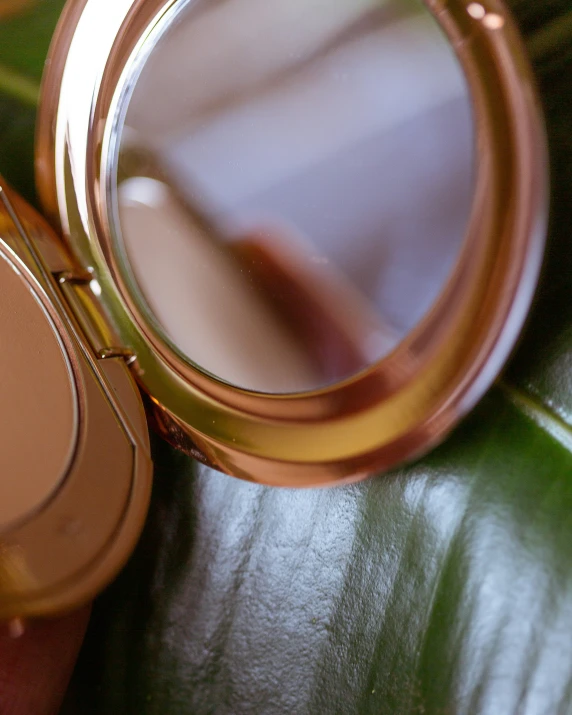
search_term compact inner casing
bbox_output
[0,184,152,620]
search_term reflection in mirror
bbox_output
[114,0,474,393]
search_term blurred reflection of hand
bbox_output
[119,176,399,392]
[229,227,399,385]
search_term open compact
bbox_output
[0,0,548,620]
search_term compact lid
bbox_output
[0,183,152,620]
[35,0,548,486]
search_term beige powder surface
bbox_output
[0,251,77,529]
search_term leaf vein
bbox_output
[498,380,572,452]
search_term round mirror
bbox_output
[112,0,474,393]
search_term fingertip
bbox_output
[0,606,91,715]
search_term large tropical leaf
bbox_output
[3,1,572,713]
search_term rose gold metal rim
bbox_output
[0,184,153,620]
[36,0,548,486]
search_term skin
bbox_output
[0,607,90,714]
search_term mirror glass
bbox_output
[113,0,474,393]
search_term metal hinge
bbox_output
[0,182,138,370]
[55,270,137,365]
[98,347,137,365]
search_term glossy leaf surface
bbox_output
[2,1,572,713]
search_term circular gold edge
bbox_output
[0,453,153,620]
[0,194,154,619]
[36,0,549,486]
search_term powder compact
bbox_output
[0,0,547,619]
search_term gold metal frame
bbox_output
[0,182,152,620]
[36,0,548,486]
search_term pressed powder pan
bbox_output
[0,0,548,620]
[0,244,77,528]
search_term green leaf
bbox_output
[0,0,65,81]
[0,94,36,203]
[3,1,572,714]
[0,0,65,202]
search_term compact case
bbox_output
[0,0,548,620]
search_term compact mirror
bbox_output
[0,0,546,620]
[38,0,547,485]
[112,0,474,393]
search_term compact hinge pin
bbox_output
[55,269,93,285]
[98,347,138,365]
[54,271,138,366]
